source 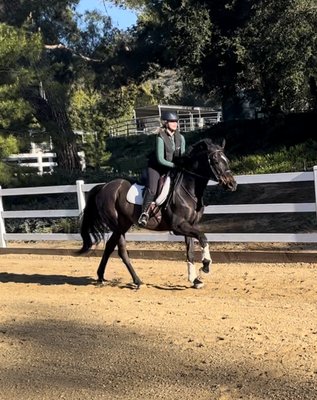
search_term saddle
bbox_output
[126,174,171,207]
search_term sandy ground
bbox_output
[0,246,316,400]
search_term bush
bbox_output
[231,140,317,174]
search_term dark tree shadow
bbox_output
[0,272,95,286]
[0,319,315,399]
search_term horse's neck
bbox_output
[176,171,208,203]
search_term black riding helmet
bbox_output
[161,111,178,121]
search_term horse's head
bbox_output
[185,139,237,191]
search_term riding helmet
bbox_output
[161,111,178,121]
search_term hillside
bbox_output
[106,111,317,174]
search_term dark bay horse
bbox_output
[79,138,237,288]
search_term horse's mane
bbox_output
[173,139,216,170]
[185,138,216,157]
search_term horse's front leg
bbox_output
[195,234,212,289]
[200,238,212,274]
[179,224,212,288]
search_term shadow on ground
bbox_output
[0,272,94,286]
[0,319,315,400]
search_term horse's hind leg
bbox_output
[117,234,143,288]
[97,232,120,283]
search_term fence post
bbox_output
[313,165,317,222]
[76,180,86,215]
[38,153,43,175]
[0,186,7,248]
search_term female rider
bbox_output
[138,111,186,227]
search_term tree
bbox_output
[0,23,42,131]
[240,0,317,113]
[119,0,317,117]
[0,1,164,170]
[0,1,113,170]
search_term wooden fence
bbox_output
[0,167,316,248]
[5,151,86,175]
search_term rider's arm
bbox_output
[156,136,175,168]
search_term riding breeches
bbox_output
[146,167,162,196]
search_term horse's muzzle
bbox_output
[219,174,237,192]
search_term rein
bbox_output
[181,149,230,182]
[181,168,211,180]
[167,147,232,208]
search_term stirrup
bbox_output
[138,212,149,227]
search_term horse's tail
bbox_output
[78,184,106,254]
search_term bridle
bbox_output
[207,149,232,182]
[183,149,231,182]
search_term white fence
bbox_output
[5,152,58,175]
[109,111,222,137]
[5,151,86,175]
[0,167,316,247]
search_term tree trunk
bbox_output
[49,105,82,171]
[24,86,82,171]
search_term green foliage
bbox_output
[1,7,134,171]
[232,141,317,174]
[1,0,316,179]
[0,134,19,185]
[240,0,317,112]
[0,23,42,65]
[0,163,17,186]
[0,135,19,158]
[0,24,42,132]
[161,1,212,66]
[127,0,317,115]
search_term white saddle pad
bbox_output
[126,183,144,205]
[126,177,171,206]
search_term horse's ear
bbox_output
[221,138,226,149]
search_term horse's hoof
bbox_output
[201,259,211,274]
[96,279,106,287]
[126,281,144,290]
[193,278,204,289]
[135,281,145,290]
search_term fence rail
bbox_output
[109,111,222,137]
[0,167,316,247]
[5,152,86,175]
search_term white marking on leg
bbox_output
[187,262,197,283]
[201,244,211,261]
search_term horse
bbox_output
[79,138,237,289]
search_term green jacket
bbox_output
[156,129,186,169]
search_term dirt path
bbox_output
[0,250,316,399]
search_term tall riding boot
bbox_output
[138,189,155,227]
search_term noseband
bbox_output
[207,149,232,182]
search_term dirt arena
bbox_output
[0,244,316,400]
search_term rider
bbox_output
[138,111,186,227]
